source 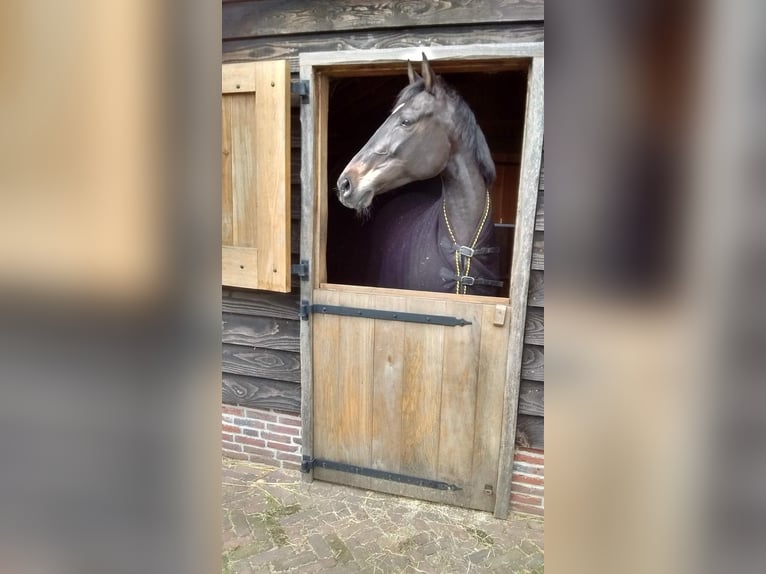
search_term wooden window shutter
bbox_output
[222,61,291,292]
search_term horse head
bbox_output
[337,54,454,211]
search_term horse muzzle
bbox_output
[336,169,374,210]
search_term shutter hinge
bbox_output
[291,80,310,102]
[299,300,311,321]
[291,260,309,281]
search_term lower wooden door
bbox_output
[311,285,510,512]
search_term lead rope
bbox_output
[443,191,491,294]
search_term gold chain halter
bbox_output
[442,191,491,295]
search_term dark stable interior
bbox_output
[326,68,528,295]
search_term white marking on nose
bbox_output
[358,170,379,191]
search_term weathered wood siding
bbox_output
[224,0,543,41]
[223,1,545,72]
[221,0,544,447]
[517,154,544,448]
[222,287,302,413]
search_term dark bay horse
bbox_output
[337,55,502,296]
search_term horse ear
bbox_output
[421,53,434,92]
[407,60,421,85]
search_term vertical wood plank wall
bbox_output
[221,0,544,457]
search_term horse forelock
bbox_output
[394,77,495,188]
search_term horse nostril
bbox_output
[339,177,351,196]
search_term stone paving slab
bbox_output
[222,458,543,573]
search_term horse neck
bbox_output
[440,149,487,245]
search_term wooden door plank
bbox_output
[470,303,511,511]
[332,291,374,490]
[312,290,341,468]
[371,295,407,473]
[400,298,446,480]
[222,97,234,245]
[437,300,482,501]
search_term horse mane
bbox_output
[394,77,496,188]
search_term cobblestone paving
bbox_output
[222,458,544,573]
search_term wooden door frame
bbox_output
[299,44,544,519]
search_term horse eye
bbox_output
[399,118,413,127]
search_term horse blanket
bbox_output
[365,188,501,297]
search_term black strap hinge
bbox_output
[302,456,461,491]
[300,301,470,326]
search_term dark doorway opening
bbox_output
[326,68,528,295]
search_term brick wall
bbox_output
[221,405,302,471]
[222,404,543,516]
[510,447,544,516]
